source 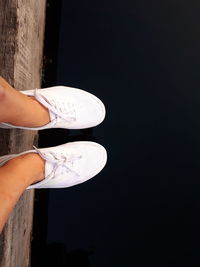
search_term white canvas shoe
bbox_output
[0,141,107,189]
[0,86,106,130]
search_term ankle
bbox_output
[20,96,51,128]
[0,85,5,101]
[17,153,45,185]
[0,153,45,187]
[28,153,46,185]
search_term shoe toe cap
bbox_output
[80,142,107,181]
[77,100,105,129]
[65,141,107,184]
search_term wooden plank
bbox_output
[0,0,46,266]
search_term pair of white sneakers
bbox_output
[0,86,107,189]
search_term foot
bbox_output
[27,141,107,189]
[0,141,107,189]
[0,77,106,130]
[0,77,51,128]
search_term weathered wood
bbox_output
[0,0,46,266]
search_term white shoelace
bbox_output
[34,89,76,125]
[33,146,82,180]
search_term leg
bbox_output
[0,76,50,127]
[0,153,45,233]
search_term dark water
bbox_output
[32,1,200,266]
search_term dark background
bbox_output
[32,0,200,266]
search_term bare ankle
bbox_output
[0,85,5,101]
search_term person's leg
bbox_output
[0,76,50,127]
[0,153,45,233]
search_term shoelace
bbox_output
[34,89,76,125]
[33,146,82,179]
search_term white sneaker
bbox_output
[0,86,106,130]
[0,141,107,189]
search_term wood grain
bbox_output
[0,0,46,266]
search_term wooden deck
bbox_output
[0,0,46,266]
